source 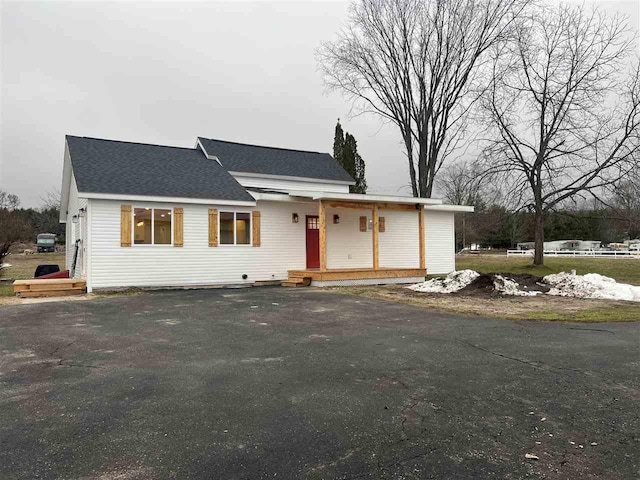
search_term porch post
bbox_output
[319,200,327,272]
[418,207,426,270]
[372,204,379,270]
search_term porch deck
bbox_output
[287,268,426,282]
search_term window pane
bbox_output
[236,213,251,245]
[307,217,318,229]
[134,208,152,244]
[220,212,234,244]
[154,209,172,245]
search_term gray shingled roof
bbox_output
[198,137,355,183]
[66,136,255,202]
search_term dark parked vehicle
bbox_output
[34,264,60,277]
[36,233,57,253]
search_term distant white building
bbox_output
[626,239,640,251]
[517,240,601,251]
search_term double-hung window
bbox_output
[133,207,172,245]
[220,212,251,245]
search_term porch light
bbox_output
[333,214,340,224]
[78,207,86,217]
[71,215,78,224]
[292,213,299,223]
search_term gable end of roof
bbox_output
[65,136,254,203]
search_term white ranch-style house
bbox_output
[60,136,473,292]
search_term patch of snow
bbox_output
[543,272,640,302]
[0,263,12,269]
[493,275,541,296]
[408,270,480,293]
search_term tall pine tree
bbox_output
[333,120,367,194]
[333,120,345,171]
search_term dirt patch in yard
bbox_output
[455,273,550,297]
[333,285,640,322]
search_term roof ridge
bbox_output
[199,137,329,156]
[66,135,197,152]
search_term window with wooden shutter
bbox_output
[173,208,184,247]
[252,211,261,247]
[379,217,386,233]
[359,216,367,232]
[208,209,218,246]
[121,205,132,247]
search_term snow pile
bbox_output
[408,270,640,301]
[0,263,11,270]
[544,272,640,302]
[408,270,480,293]
[493,275,541,296]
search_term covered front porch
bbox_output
[285,194,432,286]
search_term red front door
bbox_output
[306,215,320,269]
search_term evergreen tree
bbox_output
[333,120,345,170]
[343,133,358,183]
[332,120,367,194]
[354,150,367,194]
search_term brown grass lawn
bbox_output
[456,254,640,286]
[336,285,640,322]
[0,252,66,297]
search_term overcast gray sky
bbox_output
[1,0,638,208]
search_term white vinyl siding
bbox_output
[379,209,420,268]
[88,200,318,289]
[65,173,88,277]
[325,208,421,270]
[325,208,373,269]
[425,210,456,274]
[85,200,442,290]
[231,173,350,194]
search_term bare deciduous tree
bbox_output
[0,193,30,270]
[318,0,530,198]
[482,4,640,264]
[438,161,491,250]
[0,190,20,210]
[609,175,640,239]
[437,161,491,208]
[40,189,62,211]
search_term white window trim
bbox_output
[132,207,174,246]
[219,211,252,247]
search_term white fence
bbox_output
[507,249,640,259]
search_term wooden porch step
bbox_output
[13,278,87,298]
[281,276,311,287]
[19,288,86,298]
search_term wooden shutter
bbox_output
[173,208,184,247]
[379,217,385,232]
[252,211,261,247]
[208,209,218,247]
[359,216,367,232]
[121,205,132,247]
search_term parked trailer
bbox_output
[507,249,640,258]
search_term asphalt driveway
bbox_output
[0,287,638,479]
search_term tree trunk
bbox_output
[533,210,544,265]
[462,216,466,251]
